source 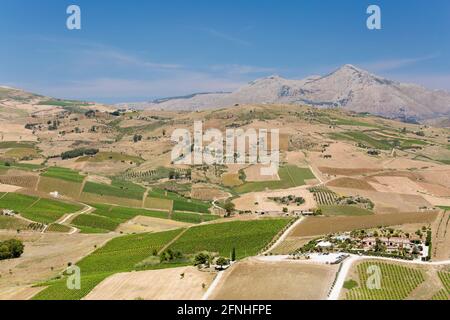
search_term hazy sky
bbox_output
[1,0,450,103]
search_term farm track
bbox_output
[142,187,150,208]
[264,217,305,255]
[157,228,189,255]
[77,177,87,198]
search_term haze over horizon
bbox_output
[1,0,450,103]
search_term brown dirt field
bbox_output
[309,142,382,171]
[0,184,23,192]
[327,177,375,191]
[191,185,230,201]
[417,182,450,197]
[0,286,44,300]
[85,266,215,300]
[270,236,317,255]
[37,176,84,199]
[233,186,316,213]
[244,164,280,182]
[329,187,433,213]
[209,258,338,300]
[221,173,242,187]
[289,212,439,237]
[116,216,191,234]
[419,169,450,189]
[144,197,173,211]
[369,176,428,195]
[0,175,38,189]
[319,167,383,176]
[0,231,114,299]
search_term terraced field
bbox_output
[345,261,425,300]
[233,166,315,194]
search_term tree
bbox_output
[194,252,210,266]
[133,134,143,143]
[223,201,235,216]
[216,257,229,269]
[231,247,236,262]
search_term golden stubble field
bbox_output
[209,258,339,300]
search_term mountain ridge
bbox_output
[123,64,450,122]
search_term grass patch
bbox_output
[0,141,36,149]
[77,152,143,164]
[343,279,358,290]
[42,167,85,183]
[233,166,315,194]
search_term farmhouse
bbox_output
[1,209,15,216]
[362,237,413,251]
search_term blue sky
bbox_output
[1,0,450,103]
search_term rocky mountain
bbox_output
[131,64,450,122]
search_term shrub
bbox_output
[0,239,24,260]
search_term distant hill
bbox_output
[0,86,116,114]
[126,64,450,123]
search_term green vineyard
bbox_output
[345,261,425,300]
[309,186,339,205]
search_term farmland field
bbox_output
[144,197,173,211]
[319,205,373,216]
[147,188,211,213]
[172,211,220,224]
[309,186,339,205]
[21,198,82,224]
[0,216,29,230]
[169,219,291,259]
[77,151,143,164]
[72,204,170,233]
[46,223,71,233]
[233,166,315,194]
[290,212,438,237]
[345,261,425,300]
[33,229,184,300]
[82,179,145,200]
[37,176,83,199]
[41,167,85,183]
[0,192,82,224]
[0,174,39,189]
[0,192,37,211]
[438,271,450,294]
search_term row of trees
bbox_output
[0,239,24,260]
[61,148,99,160]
